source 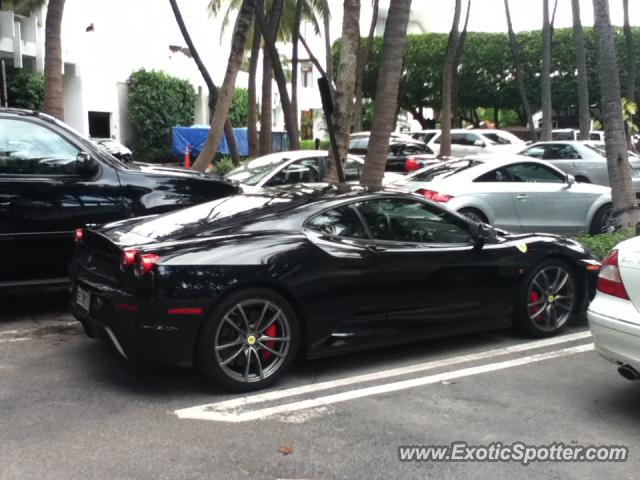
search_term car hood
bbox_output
[128,162,234,184]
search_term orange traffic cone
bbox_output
[184,143,191,169]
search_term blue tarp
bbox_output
[171,126,249,159]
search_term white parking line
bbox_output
[175,332,593,422]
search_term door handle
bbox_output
[516,194,528,201]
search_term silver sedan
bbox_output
[393,156,613,235]
[518,140,640,190]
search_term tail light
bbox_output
[134,252,160,277]
[416,189,454,203]
[405,156,419,172]
[121,249,138,271]
[597,249,629,299]
[74,228,83,244]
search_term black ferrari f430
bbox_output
[70,188,601,391]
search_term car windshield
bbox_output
[584,144,607,157]
[226,156,290,185]
[408,159,483,182]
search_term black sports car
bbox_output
[70,188,600,391]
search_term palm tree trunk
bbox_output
[254,0,300,150]
[571,0,590,141]
[439,0,462,158]
[43,0,65,120]
[323,13,334,87]
[259,47,273,155]
[192,0,255,172]
[451,0,471,129]
[360,0,412,188]
[504,0,536,141]
[291,0,303,132]
[248,17,261,158]
[592,0,640,229]
[541,0,553,141]
[325,0,360,183]
[168,0,239,162]
[623,0,636,103]
[352,0,379,132]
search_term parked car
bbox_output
[410,129,440,144]
[348,137,437,173]
[393,156,612,235]
[92,137,133,163]
[427,129,526,157]
[70,187,600,391]
[588,236,640,381]
[0,108,238,288]
[225,150,403,192]
[552,129,605,142]
[518,140,640,189]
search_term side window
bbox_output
[466,133,482,146]
[451,133,466,145]
[356,198,474,244]
[0,118,80,175]
[503,163,565,183]
[266,158,320,186]
[343,157,363,181]
[521,146,545,159]
[475,168,508,182]
[307,205,367,239]
[550,145,581,160]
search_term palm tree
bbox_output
[192,0,255,171]
[324,0,360,183]
[623,0,636,104]
[571,0,590,141]
[541,0,552,141]
[352,0,379,132]
[360,0,412,188]
[504,0,536,140]
[5,0,66,119]
[451,0,471,129]
[592,0,640,229]
[168,0,240,162]
[438,0,462,158]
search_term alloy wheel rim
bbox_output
[214,299,291,383]
[462,211,484,223]
[601,208,614,233]
[527,266,575,332]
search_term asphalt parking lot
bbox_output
[2,291,639,480]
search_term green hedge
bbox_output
[128,69,196,163]
[300,139,331,150]
[6,67,44,110]
[575,230,636,260]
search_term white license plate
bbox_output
[76,286,91,313]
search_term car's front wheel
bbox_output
[515,259,577,337]
[196,288,300,391]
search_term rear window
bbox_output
[409,159,483,182]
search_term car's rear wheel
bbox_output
[515,259,577,337]
[589,203,613,234]
[196,288,300,392]
[458,208,488,224]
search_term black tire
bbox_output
[515,259,577,338]
[196,287,300,392]
[589,203,613,234]
[458,208,488,224]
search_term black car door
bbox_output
[354,197,518,337]
[303,203,387,347]
[0,116,124,285]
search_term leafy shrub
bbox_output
[300,139,331,150]
[575,230,636,259]
[128,69,196,163]
[6,67,44,110]
[228,88,248,127]
[207,156,236,175]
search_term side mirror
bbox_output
[474,139,485,147]
[471,222,494,249]
[565,173,575,187]
[76,152,99,177]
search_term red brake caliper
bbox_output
[529,291,542,322]
[262,324,277,361]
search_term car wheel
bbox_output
[458,208,488,224]
[515,259,577,337]
[196,288,300,392]
[589,203,613,234]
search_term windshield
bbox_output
[226,156,289,185]
[408,159,483,182]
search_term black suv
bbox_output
[0,109,238,288]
